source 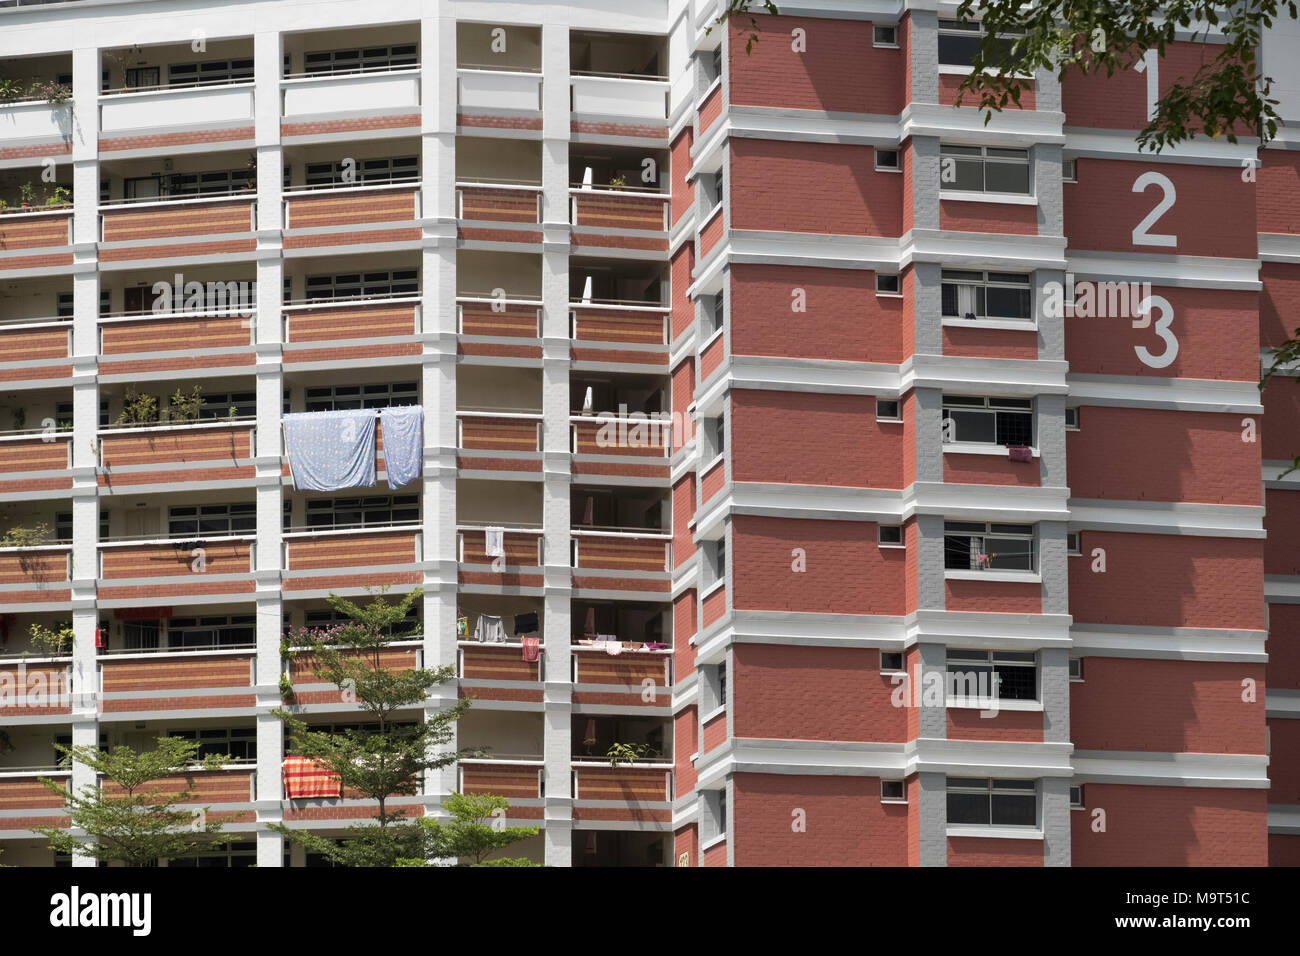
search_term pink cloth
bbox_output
[521,636,539,662]
[1008,445,1033,463]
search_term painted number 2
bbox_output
[1134,294,1178,368]
[1132,171,1177,247]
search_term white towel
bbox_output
[485,526,504,557]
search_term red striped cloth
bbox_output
[522,636,539,662]
[282,756,342,799]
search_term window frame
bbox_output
[876,397,902,422]
[944,520,1037,572]
[874,148,901,172]
[304,381,418,412]
[872,24,899,48]
[945,647,1039,703]
[877,524,904,548]
[939,143,1032,196]
[875,273,902,296]
[946,776,1038,828]
[941,269,1033,323]
[942,394,1034,448]
[880,779,906,802]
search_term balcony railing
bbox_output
[98,419,256,469]
[283,294,421,342]
[0,769,71,826]
[99,193,255,242]
[100,765,256,805]
[99,82,255,134]
[571,416,670,458]
[283,182,421,229]
[0,659,72,712]
[570,74,669,121]
[0,206,72,251]
[457,758,544,800]
[570,186,669,231]
[0,544,71,597]
[0,429,71,475]
[572,645,671,690]
[457,295,542,338]
[282,66,421,117]
[457,69,543,112]
[99,307,255,354]
[282,524,423,571]
[99,648,255,695]
[571,529,671,572]
[0,98,70,147]
[98,534,255,579]
[0,316,71,374]
[457,525,543,566]
[571,761,673,802]
[456,181,542,223]
[457,410,543,453]
[570,302,668,345]
[457,641,542,683]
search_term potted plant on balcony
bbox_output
[607,174,627,191]
[165,384,204,423]
[28,621,74,656]
[30,80,71,105]
[113,387,159,426]
[0,78,21,104]
[44,185,71,208]
[606,741,660,767]
[17,182,36,209]
[1,522,50,549]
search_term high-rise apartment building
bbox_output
[0,0,1294,867]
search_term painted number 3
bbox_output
[1131,171,1178,368]
[1133,294,1178,369]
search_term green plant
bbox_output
[607,174,627,190]
[36,737,232,867]
[0,198,8,212]
[0,78,22,103]
[271,587,480,867]
[278,673,295,703]
[606,741,660,767]
[166,384,204,423]
[18,182,36,205]
[412,792,540,866]
[113,387,158,426]
[1,522,50,548]
[44,185,70,208]
[28,621,74,655]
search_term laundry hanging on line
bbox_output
[379,405,424,490]
[283,408,377,492]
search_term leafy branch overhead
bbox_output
[955,0,1296,151]
[711,0,780,53]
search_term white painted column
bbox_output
[252,28,286,868]
[421,7,462,817]
[540,20,574,868]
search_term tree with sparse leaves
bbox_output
[36,736,231,867]
[272,587,479,867]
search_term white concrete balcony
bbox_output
[457,69,542,112]
[100,82,255,134]
[571,74,668,122]
[0,98,70,147]
[282,67,421,118]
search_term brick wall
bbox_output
[730,515,906,614]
